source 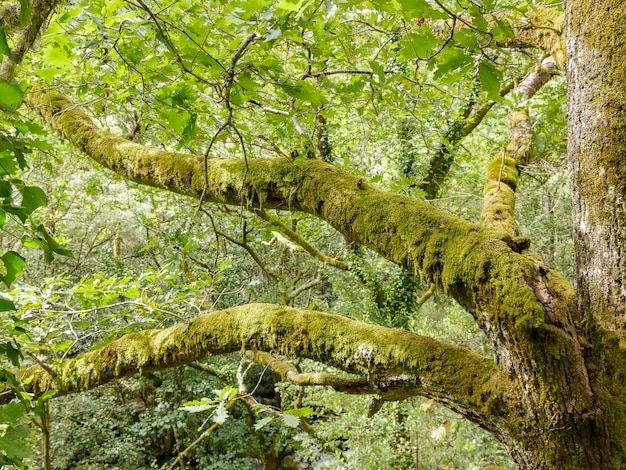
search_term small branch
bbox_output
[25,352,56,378]
[167,399,237,470]
[188,361,224,379]
[416,284,436,306]
[217,228,278,280]
[255,210,348,270]
[244,351,376,394]
[287,276,321,303]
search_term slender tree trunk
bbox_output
[566,0,626,466]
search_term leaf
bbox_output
[0,180,11,198]
[0,425,32,460]
[533,131,546,152]
[39,225,73,259]
[275,0,305,12]
[0,28,9,57]
[213,401,229,424]
[253,416,274,431]
[280,83,323,106]
[177,113,197,149]
[19,0,32,24]
[0,298,15,311]
[283,407,314,417]
[0,251,25,287]
[369,60,385,84]
[281,413,300,428]
[478,61,502,101]
[399,29,439,59]
[21,185,47,213]
[0,403,25,424]
[0,82,24,111]
[37,389,58,402]
[0,341,22,367]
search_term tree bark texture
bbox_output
[566,0,626,467]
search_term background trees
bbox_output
[0,0,623,468]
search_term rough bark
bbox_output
[566,0,626,466]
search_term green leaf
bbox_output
[369,60,385,84]
[21,185,47,214]
[454,28,480,51]
[275,0,305,12]
[533,131,546,152]
[0,181,10,198]
[0,403,26,423]
[283,407,314,417]
[177,113,197,149]
[0,82,24,111]
[478,61,502,101]
[0,425,32,460]
[280,83,323,106]
[0,341,22,367]
[0,298,15,311]
[399,30,439,59]
[19,0,32,24]
[0,27,10,57]
[37,389,58,402]
[0,251,25,287]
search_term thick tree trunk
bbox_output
[566,0,626,467]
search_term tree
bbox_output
[0,0,625,468]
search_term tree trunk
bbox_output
[566,0,626,467]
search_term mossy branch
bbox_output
[27,87,547,326]
[30,86,600,421]
[10,303,506,427]
[480,58,557,236]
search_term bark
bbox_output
[566,0,626,466]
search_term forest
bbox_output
[0,0,625,469]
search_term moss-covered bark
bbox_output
[481,58,556,236]
[566,0,626,467]
[11,304,508,429]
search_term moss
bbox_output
[12,304,507,423]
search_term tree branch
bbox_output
[28,87,596,434]
[255,210,348,271]
[480,57,557,236]
[244,350,377,395]
[11,303,507,430]
[0,0,58,82]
